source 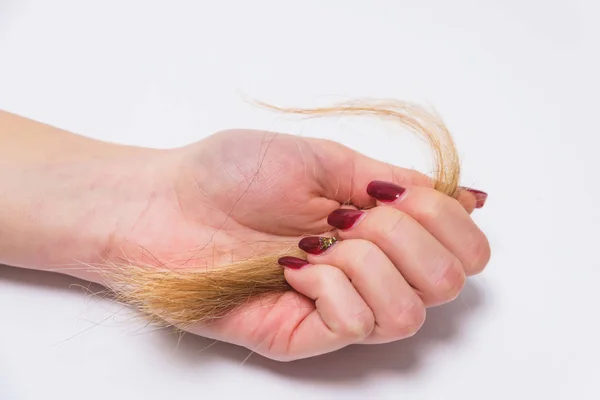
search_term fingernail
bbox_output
[278,256,309,269]
[327,209,364,230]
[461,187,488,208]
[367,180,406,202]
[299,236,338,255]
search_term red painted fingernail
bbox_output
[461,187,488,208]
[367,180,406,202]
[327,209,364,230]
[299,236,338,255]
[278,256,309,269]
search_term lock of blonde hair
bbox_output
[98,99,462,329]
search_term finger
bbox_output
[281,259,376,359]
[308,137,481,213]
[456,189,477,214]
[327,207,465,307]
[366,181,491,275]
[308,137,431,207]
[300,237,426,344]
[459,186,488,210]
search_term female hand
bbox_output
[1,119,490,361]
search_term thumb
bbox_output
[308,137,481,213]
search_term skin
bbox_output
[0,110,490,361]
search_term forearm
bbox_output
[0,110,136,163]
[0,110,157,275]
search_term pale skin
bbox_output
[0,110,490,361]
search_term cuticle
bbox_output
[317,236,338,254]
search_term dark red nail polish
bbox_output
[461,187,488,208]
[327,209,364,230]
[278,256,309,269]
[367,180,406,202]
[299,236,338,255]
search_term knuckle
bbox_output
[433,257,466,303]
[310,267,375,342]
[314,267,375,341]
[340,309,375,340]
[419,192,448,220]
[390,299,426,338]
[464,234,491,275]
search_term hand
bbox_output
[8,128,490,361]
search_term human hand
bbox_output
[4,126,489,361]
[103,129,489,360]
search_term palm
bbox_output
[185,129,342,235]
[125,129,338,257]
[113,130,345,359]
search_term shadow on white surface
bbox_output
[0,264,92,290]
[1,264,486,383]
[164,282,486,382]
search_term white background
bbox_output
[1,0,599,399]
